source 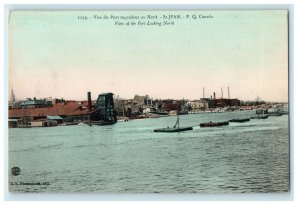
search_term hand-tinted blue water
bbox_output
[9,111,289,193]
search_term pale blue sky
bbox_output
[9,10,288,101]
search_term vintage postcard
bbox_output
[8,10,289,193]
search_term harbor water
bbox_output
[8,111,289,193]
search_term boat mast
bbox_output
[173,114,180,128]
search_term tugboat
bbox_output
[251,109,269,119]
[154,114,193,132]
[200,121,229,127]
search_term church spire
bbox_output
[10,87,16,103]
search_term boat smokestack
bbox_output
[87,91,92,112]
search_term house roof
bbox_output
[9,101,95,118]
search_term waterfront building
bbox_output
[202,98,216,109]
[92,93,117,122]
[187,99,209,110]
[215,98,239,107]
[9,101,92,121]
[162,100,180,112]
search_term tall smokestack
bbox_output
[213,92,216,100]
[221,88,223,99]
[203,87,205,99]
[228,86,230,99]
[87,91,92,112]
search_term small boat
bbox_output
[268,112,282,116]
[229,118,250,123]
[250,115,269,119]
[168,110,177,116]
[117,116,129,122]
[118,118,129,122]
[251,109,269,119]
[256,108,268,114]
[159,115,170,117]
[148,113,160,118]
[154,115,193,133]
[149,111,169,115]
[279,111,288,115]
[200,121,229,127]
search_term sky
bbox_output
[8,10,288,102]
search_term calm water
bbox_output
[9,111,289,193]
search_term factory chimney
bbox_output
[221,88,223,99]
[87,91,92,112]
[213,92,216,100]
[228,86,230,99]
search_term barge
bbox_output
[154,114,193,133]
[200,121,229,127]
[229,118,250,123]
